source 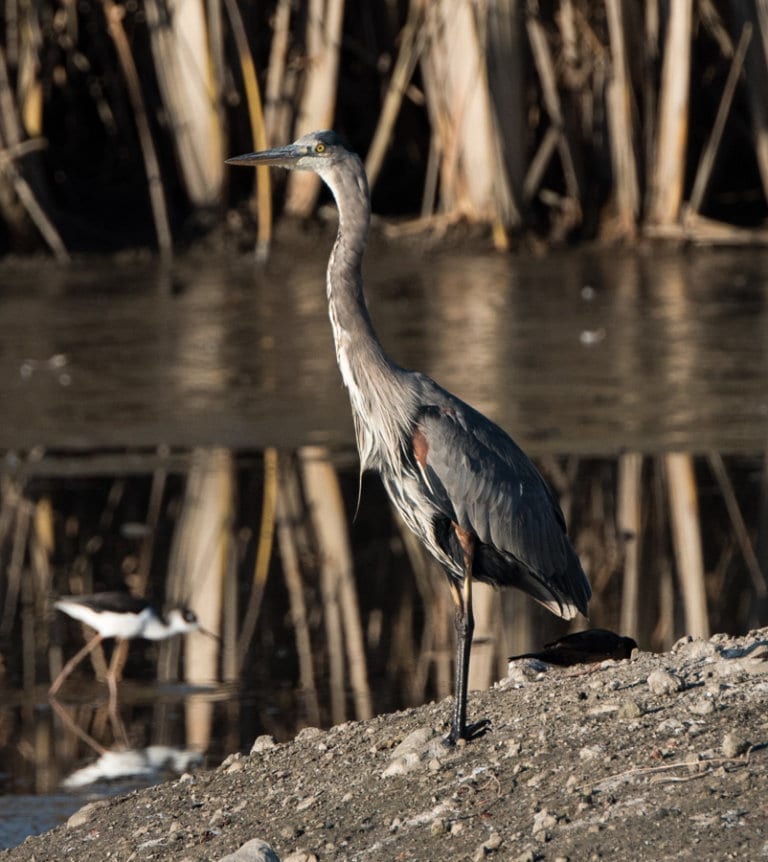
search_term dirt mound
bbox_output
[5,629,767,861]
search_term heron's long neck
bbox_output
[323,159,412,470]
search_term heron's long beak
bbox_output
[225,145,301,169]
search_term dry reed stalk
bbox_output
[224,0,271,260]
[0,495,30,637]
[466,582,498,691]
[30,497,53,653]
[365,0,425,191]
[101,0,172,257]
[525,9,581,215]
[648,0,693,225]
[0,48,68,260]
[706,453,767,598]
[617,452,642,639]
[237,447,278,671]
[687,24,751,217]
[665,453,709,639]
[605,0,639,236]
[275,455,321,727]
[143,0,223,207]
[264,0,293,145]
[419,0,513,226]
[759,447,768,590]
[486,0,524,226]
[286,0,345,216]
[300,447,373,721]
[395,517,452,702]
[164,449,231,691]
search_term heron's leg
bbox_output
[49,633,104,697]
[445,526,490,745]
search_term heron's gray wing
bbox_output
[412,394,590,616]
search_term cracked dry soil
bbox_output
[4,629,768,862]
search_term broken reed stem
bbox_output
[665,453,709,639]
[687,23,752,216]
[101,0,172,258]
[237,447,278,672]
[299,446,373,721]
[275,455,321,728]
[618,453,643,640]
[264,0,292,144]
[649,0,693,225]
[224,0,271,261]
[365,0,425,191]
[706,452,767,597]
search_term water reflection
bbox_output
[0,246,767,452]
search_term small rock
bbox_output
[295,727,323,742]
[532,807,558,836]
[579,744,606,761]
[617,699,644,719]
[296,795,318,812]
[283,853,318,862]
[66,800,110,829]
[251,735,277,754]
[672,637,719,660]
[647,669,684,695]
[382,727,441,777]
[483,831,503,851]
[688,697,715,716]
[722,732,750,758]
[215,838,281,862]
[513,852,536,862]
[430,818,447,836]
[450,821,465,835]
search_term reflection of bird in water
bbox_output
[227,131,591,744]
[50,592,204,704]
[509,629,637,667]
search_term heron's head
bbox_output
[226,130,352,174]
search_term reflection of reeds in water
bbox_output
[0,447,766,741]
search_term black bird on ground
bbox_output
[509,628,638,667]
[227,131,592,744]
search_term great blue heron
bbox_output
[227,130,591,744]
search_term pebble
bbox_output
[617,699,644,719]
[672,637,719,660]
[215,838,281,862]
[251,735,277,754]
[382,727,441,777]
[688,697,715,716]
[532,807,558,836]
[66,800,110,829]
[647,669,684,695]
[295,727,323,742]
[579,744,606,761]
[722,731,750,758]
[283,853,318,862]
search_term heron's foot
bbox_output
[443,717,491,747]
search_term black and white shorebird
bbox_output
[50,592,206,703]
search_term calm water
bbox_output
[1,244,767,455]
[1,243,768,847]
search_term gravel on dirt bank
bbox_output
[4,628,767,862]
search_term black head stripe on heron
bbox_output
[227,131,592,744]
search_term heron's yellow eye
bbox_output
[315,142,326,154]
